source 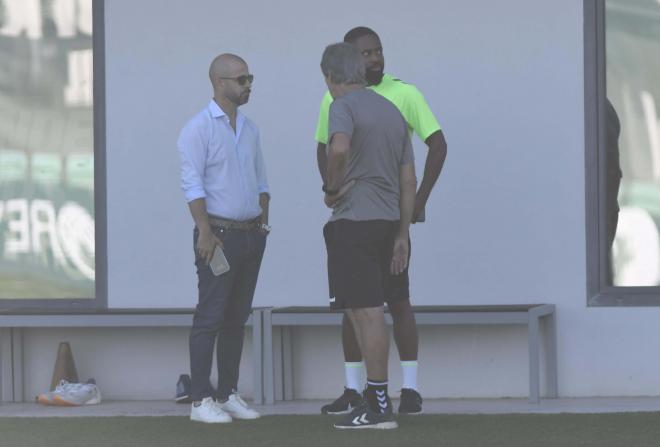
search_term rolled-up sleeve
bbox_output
[177,121,207,203]
[254,130,270,196]
[328,98,354,145]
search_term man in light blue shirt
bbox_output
[177,53,269,424]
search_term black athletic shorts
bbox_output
[323,219,410,310]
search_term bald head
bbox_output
[208,53,253,107]
[209,53,247,87]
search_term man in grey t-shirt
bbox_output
[327,88,414,222]
[320,42,417,430]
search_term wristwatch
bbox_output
[259,223,271,234]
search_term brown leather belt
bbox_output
[208,215,260,230]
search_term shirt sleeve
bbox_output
[254,129,270,195]
[328,97,354,144]
[177,120,207,203]
[314,91,334,144]
[402,85,442,142]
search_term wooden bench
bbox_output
[0,308,265,403]
[261,305,557,404]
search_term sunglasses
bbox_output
[219,74,254,86]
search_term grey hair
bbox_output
[320,42,366,85]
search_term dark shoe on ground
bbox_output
[175,374,192,404]
[334,403,398,429]
[321,387,363,415]
[398,388,423,414]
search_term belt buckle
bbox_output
[209,217,229,229]
[209,216,257,230]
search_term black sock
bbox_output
[365,379,390,414]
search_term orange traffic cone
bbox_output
[49,342,79,391]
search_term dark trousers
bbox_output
[189,225,266,401]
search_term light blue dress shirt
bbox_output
[178,100,269,221]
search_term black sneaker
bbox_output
[334,403,398,430]
[398,388,423,414]
[175,374,192,404]
[320,387,363,415]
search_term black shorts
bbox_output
[323,219,410,310]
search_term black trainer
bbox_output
[398,388,423,414]
[321,387,363,415]
[334,402,398,430]
[175,374,191,404]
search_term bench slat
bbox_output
[272,304,546,314]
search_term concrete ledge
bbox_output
[2,397,660,417]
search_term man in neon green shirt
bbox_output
[316,26,447,415]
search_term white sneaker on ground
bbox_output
[190,397,232,423]
[220,393,260,420]
[52,380,102,406]
[37,379,74,405]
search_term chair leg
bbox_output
[544,311,558,398]
[263,309,275,404]
[528,315,540,404]
[282,327,294,401]
[251,310,263,405]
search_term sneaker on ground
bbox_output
[52,379,102,406]
[36,379,75,405]
[37,392,55,405]
[320,387,363,415]
[334,403,398,430]
[220,393,260,420]
[190,397,232,423]
[398,388,423,414]
[175,374,192,404]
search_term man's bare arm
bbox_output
[414,130,447,222]
[317,142,328,184]
[188,198,222,264]
[326,134,350,191]
[391,163,417,274]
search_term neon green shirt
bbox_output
[314,73,441,145]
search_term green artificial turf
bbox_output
[1,413,659,447]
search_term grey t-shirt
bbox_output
[328,88,414,222]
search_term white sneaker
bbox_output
[52,380,102,406]
[37,379,74,405]
[190,397,232,423]
[220,393,260,420]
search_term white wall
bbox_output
[106,0,589,310]
[18,0,656,401]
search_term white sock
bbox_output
[401,361,418,391]
[344,362,363,391]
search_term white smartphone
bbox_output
[209,245,230,276]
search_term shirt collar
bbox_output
[208,99,226,118]
[208,99,244,122]
[375,73,393,87]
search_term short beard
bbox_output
[229,91,249,106]
[365,70,384,86]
